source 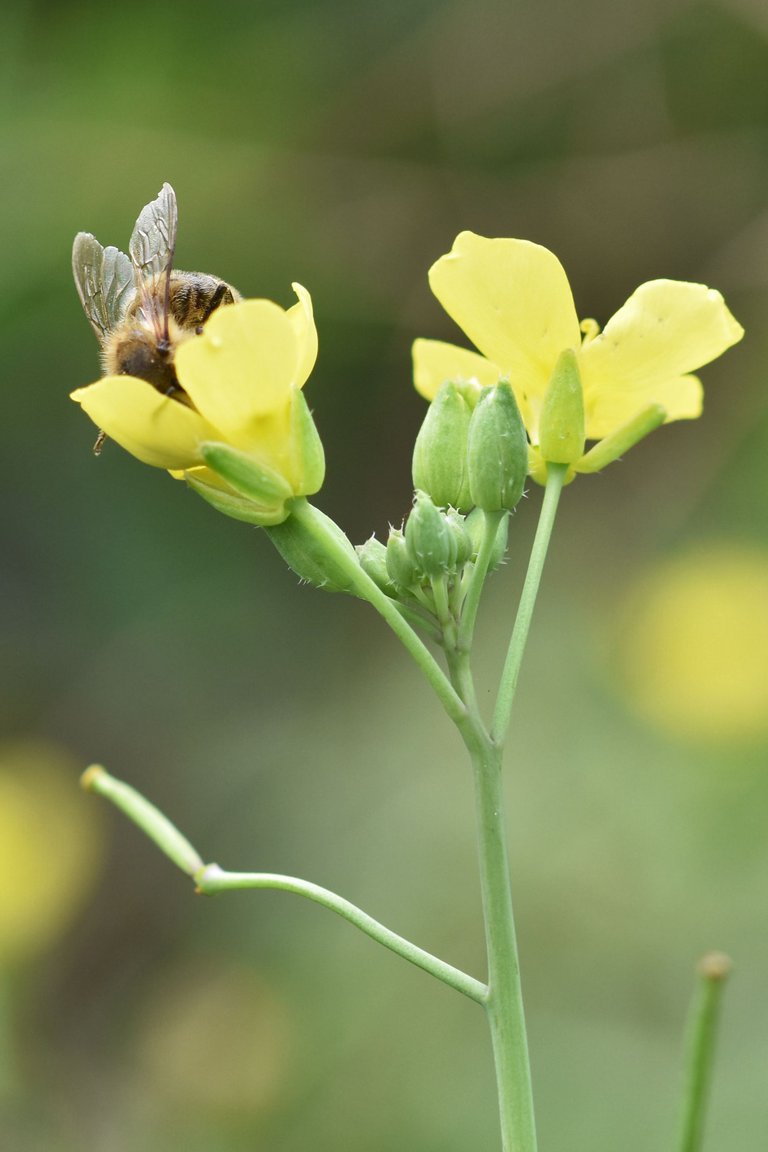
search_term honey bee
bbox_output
[72,182,241,451]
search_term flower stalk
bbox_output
[676,952,732,1152]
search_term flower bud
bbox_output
[386,528,418,590]
[356,536,397,595]
[538,349,585,464]
[412,382,473,511]
[405,493,455,579]
[445,509,473,569]
[266,505,360,594]
[467,383,527,512]
[405,492,457,579]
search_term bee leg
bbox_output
[93,429,107,455]
[195,282,229,332]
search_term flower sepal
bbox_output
[286,386,325,496]
[266,501,361,594]
[538,349,585,465]
[573,404,667,474]
[185,470,290,526]
[201,442,295,505]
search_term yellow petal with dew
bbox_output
[287,282,318,389]
[412,337,501,401]
[428,233,581,399]
[175,299,298,441]
[71,376,218,469]
[583,373,703,441]
[579,279,743,437]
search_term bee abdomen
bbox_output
[169,272,240,331]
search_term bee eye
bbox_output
[195,325,204,336]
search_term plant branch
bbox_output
[491,465,566,747]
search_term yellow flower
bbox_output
[71,284,323,522]
[614,545,768,745]
[413,233,744,478]
[0,741,103,965]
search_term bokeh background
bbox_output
[2,1,768,1149]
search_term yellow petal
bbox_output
[287,282,318,389]
[174,299,298,441]
[71,377,218,469]
[579,279,743,437]
[427,233,581,399]
[412,338,501,401]
[584,373,703,441]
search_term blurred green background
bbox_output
[2,1,767,1149]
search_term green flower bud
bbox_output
[386,528,418,589]
[412,382,473,511]
[405,492,456,579]
[467,383,528,512]
[538,349,585,464]
[465,508,509,571]
[356,536,397,595]
[446,509,473,569]
[266,505,360,594]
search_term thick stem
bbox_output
[446,642,535,1152]
[467,723,536,1152]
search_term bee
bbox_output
[72,182,241,451]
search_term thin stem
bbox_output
[198,865,487,1004]
[0,969,18,1102]
[458,510,505,653]
[83,767,485,1005]
[491,465,566,747]
[394,600,443,645]
[289,499,466,726]
[676,952,732,1152]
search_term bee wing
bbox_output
[128,182,178,344]
[72,232,134,339]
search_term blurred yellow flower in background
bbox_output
[134,958,292,1118]
[413,232,743,477]
[71,286,323,513]
[0,741,103,965]
[614,545,768,744]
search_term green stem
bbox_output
[289,499,466,726]
[449,685,536,1152]
[491,465,566,747]
[197,864,486,1004]
[676,952,732,1152]
[83,766,485,1004]
[458,510,505,653]
[0,969,17,1103]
